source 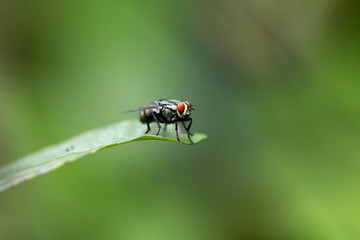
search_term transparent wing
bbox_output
[123,104,160,113]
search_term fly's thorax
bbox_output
[162,107,176,121]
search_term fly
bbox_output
[125,99,195,144]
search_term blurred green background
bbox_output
[1,0,360,239]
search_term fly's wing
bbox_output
[123,104,160,113]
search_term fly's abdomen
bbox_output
[139,109,154,123]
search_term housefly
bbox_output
[125,99,195,143]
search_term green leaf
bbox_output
[0,119,207,192]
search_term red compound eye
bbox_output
[177,102,185,114]
[186,101,192,108]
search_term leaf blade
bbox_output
[0,119,207,192]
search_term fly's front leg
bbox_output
[182,119,194,136]
[182,118,193,144]
[151,112,161,135]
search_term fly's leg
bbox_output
[182,120,194,136]
[151,112,161,135]
[172,116,180,142]
[164,124,167,132]
[183,118,193,144]
[181,122,186,131]
[145,118,151,134]
[175,121,180,142]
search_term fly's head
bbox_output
[176,101,195,119]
